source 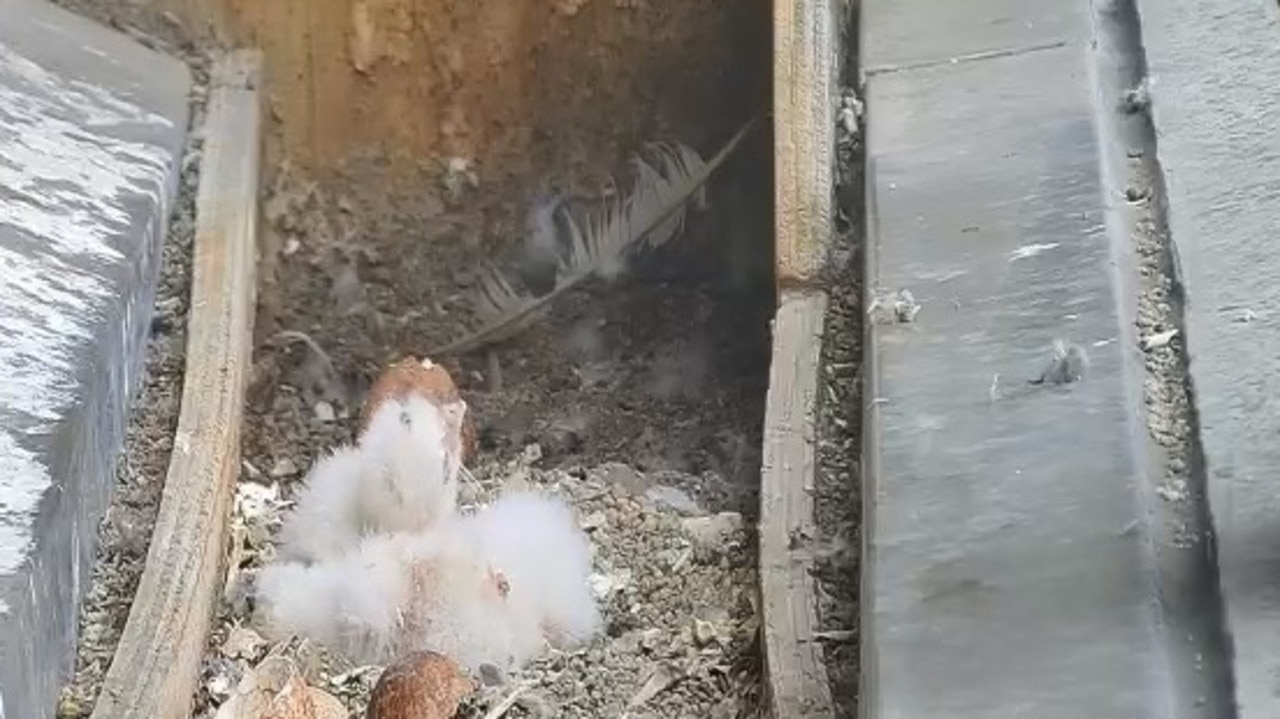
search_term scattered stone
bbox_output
[1031,339,1089,385]
[681,512,744,553]
[1140,328,1179,351]
[579,510,607,531]
[643,485,704,516]
[269,458,299,478]
[598,462,650,496]
[867,288,920,325]
[222,626,268,661]
[589,567,633,600]
[312,400,336,423]
[627,664,680,709]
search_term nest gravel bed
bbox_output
[202,449,762,718]
[56,55,211,719]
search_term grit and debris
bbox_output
[211,449,762,719]
[55,54,210,719]
[810,81,864,719]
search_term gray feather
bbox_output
[435,118,759,356]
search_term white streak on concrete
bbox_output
[0,47,171,260]
[0,245,111,420]
[0,433,49,575]
[1008,241,1061,261]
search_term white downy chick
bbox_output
[256,527,533,673]
[359,356,475,484]
[272,446,368,563]
[274,394,459,564]
[459,491,603,650]
[354,393,460,535]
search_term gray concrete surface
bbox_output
[0,1,189,716]
[860,2,1200,717]
[1135,0,1280,715]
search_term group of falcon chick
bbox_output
[254,356,603,694]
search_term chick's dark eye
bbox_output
[399,410,412,427]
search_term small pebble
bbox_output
[269,457,299,478]
[313,400,337,422]
[643,485,703,516]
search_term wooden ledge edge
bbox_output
[774,0,838,288]
[766,0,841,711]
[91,48,263,719]
[759,288,837,719]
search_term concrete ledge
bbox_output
[1135,0,1280,714]
[0,1,189,717]
[860,2,1175,716]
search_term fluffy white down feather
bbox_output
[274,395,459,563]
[458,491,602,647]
[355,394,459,534]
[256,490,602,673]
[257,528,534,672]
[272,446,367,564]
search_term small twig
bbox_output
[458,464,483,495]
[481,681,533,719]
[487,350,503,393]
[812,629,856,643]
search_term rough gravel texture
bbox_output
[1129,157,1199,538]
[205,449,762,719]
[55,54,210,719]
[811,77,864,719]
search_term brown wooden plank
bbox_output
[90,49,262,719]
[759,288,836,719]
[150,0,759,183]
[774,0,838,287]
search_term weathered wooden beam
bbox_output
[91,49,262,719]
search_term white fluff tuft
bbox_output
[355,394,459,535]
[257,528,540,673]
[274,446,367,563]
[460,491,603,648]
[274,395,459,564]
